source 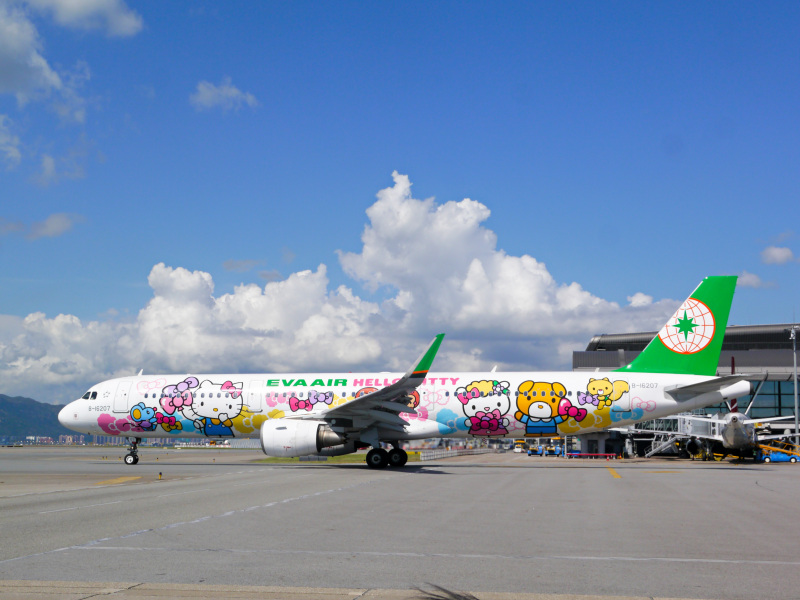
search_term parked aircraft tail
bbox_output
[617,275,737,376]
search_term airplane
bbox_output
[681,410,793,457]
[58,275,753,468]
[619,410,794,459]
[616,361,794,459]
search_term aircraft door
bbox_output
[113,381,132,413]
[610,380,631,413]
[248,380,263,413]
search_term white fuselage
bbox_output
[58,370,748,442]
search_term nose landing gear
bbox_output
[124,437,141,465]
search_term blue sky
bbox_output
[1,1,799,403]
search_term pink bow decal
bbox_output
[289,397,313,412]
[469,409,502,431]
[156,412,177,427]
[636,398,657,412]
[558,398,587,422]
[160,377,198,415]
[457,388,480,404]
[577,392,599,406]
[221,381,242,398]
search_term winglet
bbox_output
[406,333,445,382]
[325,334,446,418]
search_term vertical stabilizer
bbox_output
[616,276,737,376]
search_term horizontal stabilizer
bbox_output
[665,375,752,401]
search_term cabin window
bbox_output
[225,392,230,398]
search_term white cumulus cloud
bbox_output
[0,114,22,168]
[190,77,259,112]
[0,173,681,404]
[736,270,776,289]
[26,212,84,239]
[0,2,62,103]
[24,0,143,37]
[761,246,795,265]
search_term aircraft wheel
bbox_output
[763,456,771,463]
[124,454,137,465]
[366,448,389,469]
[388,448,408,467]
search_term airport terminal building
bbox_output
[572,323,799,454]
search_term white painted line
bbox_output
[39,500,124,515]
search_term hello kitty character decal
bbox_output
[456,379,511,436]
[189,380,244,437]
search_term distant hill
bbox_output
[0,394,72,439]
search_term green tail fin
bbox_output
[616,276,737,376]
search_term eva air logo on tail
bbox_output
[658,298,715,354]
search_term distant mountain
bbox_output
[0,394,72,439]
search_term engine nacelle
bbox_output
[685,439,702,455]
[260,419,347,457]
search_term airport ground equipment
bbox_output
[758,440,800,463]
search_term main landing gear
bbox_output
[365,443,408,469]
[124,437,141,465]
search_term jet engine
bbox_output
[685,438,702,455]
[260,419,348,458]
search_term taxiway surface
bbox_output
[1,447,798,600]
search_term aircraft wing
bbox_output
[746,415,795,425]
[758,432,798,441]
[321,334,445,429]
[664,375,753,401]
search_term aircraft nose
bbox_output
[59,401,77,427]
[58,404,69,426]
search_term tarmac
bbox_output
[1,446,799,600]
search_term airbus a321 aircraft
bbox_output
[59,276,752,468]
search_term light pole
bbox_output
[790,326,799,447]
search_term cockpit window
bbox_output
[91,391,97,400]
[82,391,91,399]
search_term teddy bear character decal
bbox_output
[515,380,587,437]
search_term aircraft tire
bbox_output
[388,448,408,467]
[124,454,137,465]
[366,448,389,469]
